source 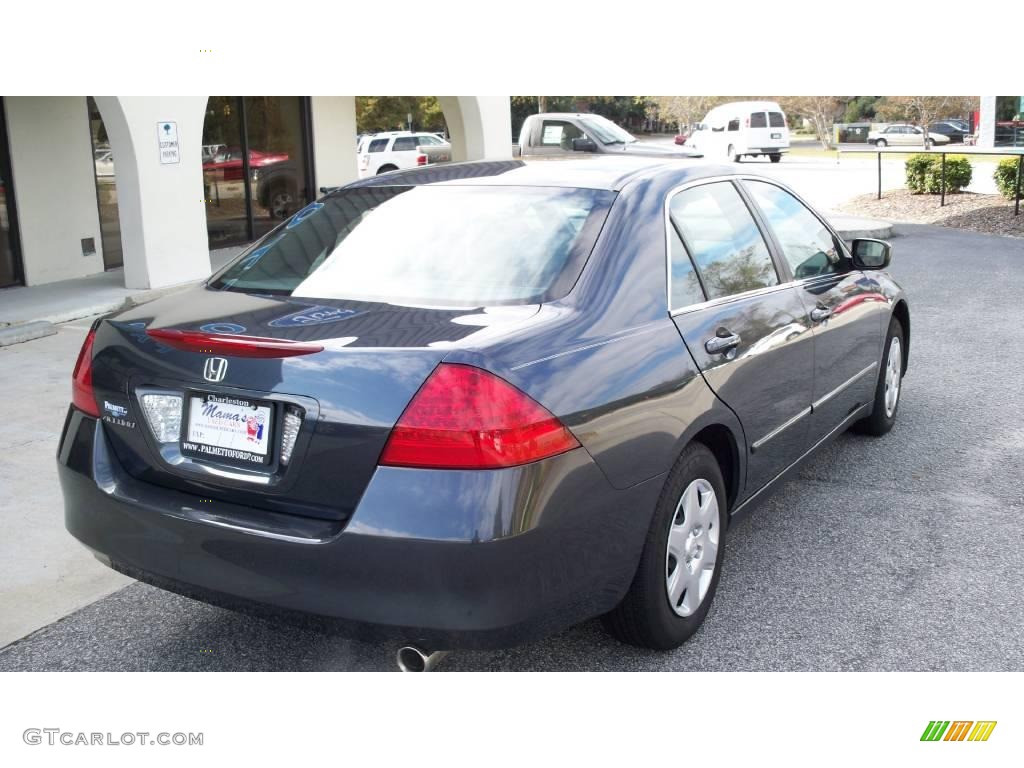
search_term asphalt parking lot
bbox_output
[1,223,1022,672]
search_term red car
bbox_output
[674,133,689,145]
[203,148,289,182]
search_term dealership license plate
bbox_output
[183,393,273,466]
[771,133,782,140]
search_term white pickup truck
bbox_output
[515,113,702,159]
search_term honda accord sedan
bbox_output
[59,158,909,662]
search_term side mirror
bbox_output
[571,137,597,153]
[851,238,891,270]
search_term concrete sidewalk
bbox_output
[0,247,243,345]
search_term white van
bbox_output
[685,101,790,163]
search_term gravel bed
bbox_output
[838,189,1024,239]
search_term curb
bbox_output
[829,214,894,241]
[0,320,58,347]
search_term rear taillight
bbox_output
[146,329,323,358]
[71,329,99,417]
[416,154,428,166]
[379,363,580,469]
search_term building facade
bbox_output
[0,96,512,291]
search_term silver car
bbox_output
[868,124,950,149]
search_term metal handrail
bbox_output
[837,146,1024,216]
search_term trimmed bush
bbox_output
[993,157,1023,200]
[905,154,973,194]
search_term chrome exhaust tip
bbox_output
[396,646,449,672]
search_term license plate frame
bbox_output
[771,132,782,140]
[181,391,275,467]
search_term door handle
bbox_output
[810,306,832,323]
[705,330,741,355]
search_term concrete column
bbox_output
[311,96,358,190]
[3,97,104,285]
[438,97,513,162]
[94,96,210,290]
[978,96,996,149]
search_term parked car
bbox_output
[254,160,303,220]
[674,132,689,145]
[868,124,950,148]
[928,121,969,144]
[515,113,702,158]
[203,148,289,181]
[357,132,452,178]
[60,158,908,668]
[685,101,790,162]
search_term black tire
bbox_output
[728,145,741,163]
[769,153,782,163]
[376,164,399,175]
[603,442,727,650]
[854,316,904,436]
[875,139,887,148]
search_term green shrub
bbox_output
[993,157,1023,200]
[905,154,973,194]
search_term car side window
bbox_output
[669,182,779,300]
[392,136,419,151]
[744,181,845,279]
[668,225,706,310]
[368,138,388,153]
[540,120,584,150]
[418,135,441,145]
[727,118,739,132]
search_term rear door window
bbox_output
[391,136,419,151]
[367,138,388,153]
[750,112,767,128]
[669,182,779,300]
[727,118,740,132]
[768,112,786,128]
[669,226,706,310]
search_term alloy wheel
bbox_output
[665,478,719,617]
[884,337,902,418]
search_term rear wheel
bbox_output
[924,138,934,149]
[875,138,887,148]
[769,153,782,163]
[854,316,904,436]
[603,442,726,650]
[376,164,398,174]
[728,145,741,162]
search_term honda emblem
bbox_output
[203,357,228,383]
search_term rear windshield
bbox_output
[209,185,615,306]
[768,112,786,128]
[750,112,767,128]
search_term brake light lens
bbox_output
[71,329,100,416]
[416,154,428,166]
[379,364,580,469]
[146,328,323,358]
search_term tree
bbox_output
[355,97,446,134]
[777,96,847,149]
[648,96,725,133]
[875,96,979,146]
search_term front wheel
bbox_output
[603,442,727,650]
[854,317,904,436]
[875,139,887,148]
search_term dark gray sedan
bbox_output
[59,158,909,668]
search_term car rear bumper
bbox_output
[59,409,663,650]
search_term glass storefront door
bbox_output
[87,97,123,270]
[202,97,312,248]
[0,97,24,287]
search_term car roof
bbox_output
[341,157,738,193]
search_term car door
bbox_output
[668,180,815,495]
[742,179,888,446]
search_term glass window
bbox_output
[768,112,786,128]
[745,181,844,280]
[0,98,22,287]
[87,97,122,271]
[541,120,584,148]
[669,182,778,300]
[578,116,637,145]
[211,186,615,306]
[392,136,419,151]
[368,138,388,153]
[669,226,705,309]
[418,135,442,145]
[203,97,249,247]
[727,118,740,132]
[750,112,767,128]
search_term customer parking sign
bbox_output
[158,121,180,164]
